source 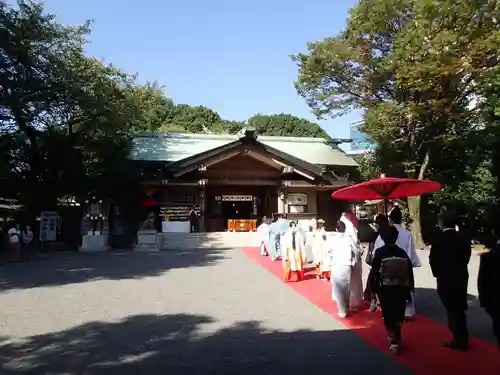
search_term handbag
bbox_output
[365,248,374,265]
[365,239,376,265]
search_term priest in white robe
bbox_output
[312,219,330,280]
[269,215,289,261]
[282,221,307,282]
[374,208,421,318]
[329,220,357,318]
[257,217,271,256]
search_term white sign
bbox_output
[289,205,305,213]
[162,221,190,233]
[287,193,308,206]
[221,195,253,202]
[40,211,58,242]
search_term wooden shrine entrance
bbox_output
[204,185,277,232]
[140,128,351,233]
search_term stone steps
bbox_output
[158,232,261,250]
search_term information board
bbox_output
[160,205,200,222]
[39,211,58,242]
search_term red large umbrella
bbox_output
[331,174,443,202]
[140,198,158,207]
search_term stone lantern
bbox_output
[79,194,109,252]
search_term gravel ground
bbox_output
[0,248,414,375]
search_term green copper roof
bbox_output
[130,133,358,167]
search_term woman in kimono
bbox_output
[373,208,421,319]
[341,211,363,310]
[329,220,356,318]
[257,217,271,256]
[313,219,330,280]
[282,221,307,282]
[368,226,414,354]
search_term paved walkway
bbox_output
[0,248,496,374]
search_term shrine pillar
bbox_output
[277,188,286,214]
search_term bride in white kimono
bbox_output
[282,221,307,282]
[329,220,357,318]
[341,211,363,311]
[373,209,421,318]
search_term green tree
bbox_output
[0,1,165,216]
[293,0,500,247]
[479,68,500,180]
[247,113,328,137]
[163,104,223,133]
[126,82,175,133]
[353,151,381,182]
[155,105,330,138]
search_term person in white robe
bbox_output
[341,212,363,310]
[269,215,289,261]
[373,208,421,318]
[329,220,357,318]
[305,225,316,265]
[312,219,330,280]
[282,221,307,282]
[257,217,271,256]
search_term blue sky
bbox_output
[26,0,361,140]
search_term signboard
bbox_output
[217,195,253,202]
[287,193,308,206]
[289,205,305,213]
[40,211,58,242]
[160,206,199,222]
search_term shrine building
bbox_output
[130,128,358,232]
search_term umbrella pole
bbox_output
[384,198,388,214]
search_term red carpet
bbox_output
[243,247,500,375]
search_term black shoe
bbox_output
[444,341,468,351]
[389,343,400,355]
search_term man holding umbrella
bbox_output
[331,173,443,315]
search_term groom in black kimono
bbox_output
[430,211,471,351]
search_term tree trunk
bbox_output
[20,123,50,219]
[407,150,431,250]
[408,196,425,249]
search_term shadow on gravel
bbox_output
[0,249,226,292]
[414,287,496,344]
[0,313,407,375]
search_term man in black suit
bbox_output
[478,228,500,348]
[429,210,471,350]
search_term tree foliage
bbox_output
[293,0,500,245]
[352,151,381,182]
[1,0,333,223]
[247,113,328,137]
[0,1,165,216]
[155,106,329,138]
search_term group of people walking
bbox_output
[4,223,34,262]
[256,208,500,355]
[257,209,416,353]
